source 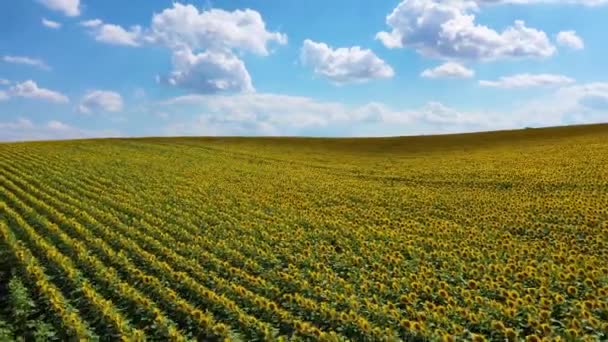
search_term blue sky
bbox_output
[1,0,607,140]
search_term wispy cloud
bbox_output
[78,90,124,113]
[421,62,474,79]
[556,31,585,50]
[42,18,62,29]
[9,80,69,103]
[2,56,51,70]
[479,74,575,89]
[0,117,119,142]
[37,0,80,17]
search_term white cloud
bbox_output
[161,93,380,135]
[79,90,124,113]
[81,19,142,46]
[510,82,608,126]
[300,39,394,84]
[476,0,608,6]
[80,19,102,27]
[46,120,71,130]
[376,0,555,61]
[37,0,80,17]
[42,18,62,29]
[81,3,287,52]
[9,80,69,103]
[556,31,584,50]
[161,47,254,93]
[160,80,608,137]
[96,24,142,46]
[79,3,286,94]
[0,118,119,142]
[421,62,474,79]
[0,79,9,85]
[160,92,501,136]
[0,118,34,130]
[479,73,575,88]
[2,56,50,70]
[0,91,8,101]
[148,3,287,55]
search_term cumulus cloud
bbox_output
[79,90,124,113]
[0,79,9,85]
[2,56,50,70]
[556,31,584,50]
[79,3,286,94]
[9,80,69,103]
[149,3,286,93]
[147,3,287,55]
[0,91,8,101]
[80,19,142,46]
[479,74,575,88]
[81,3,287,54]
[376,0,555,61]
[37,0,80,16]
[421,62,474,79]
[42,18,62,29]
[0,118,119,142]
[161,48,254,93]
[300,39,394,84]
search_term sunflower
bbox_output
[412,321,423,333]
[566,286,578,296]
[470,333,487,342]
[504,328,518,341]
[441,333,456,342]
[491,320,506,332]
[525,334,542,342]
[400,319,412,331]
[539,323,552,336]
[564,328,579,338]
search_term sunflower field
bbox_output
[0,124,607,341]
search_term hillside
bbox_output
[1,124,607,341]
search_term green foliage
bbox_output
[31,321,56,342]
[0,320,14,342]
[8,276,35,335]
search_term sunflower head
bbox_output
[565,328,579,338]
[504,328,517,341]
[470,333,487,342]
[400,319,412,330]
[491,320,506,332]
[441,333,455,342]
[358,319,371,334]
[566,286,578,296]
[525,334,542,342]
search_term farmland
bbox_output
[0,124,607,341]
